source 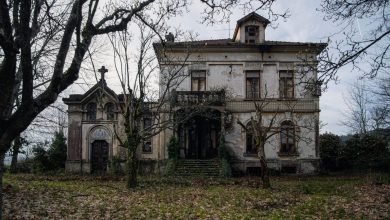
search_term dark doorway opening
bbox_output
[91,140,109,173]
[177,109,221,159]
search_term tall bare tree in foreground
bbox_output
[0,0,287,212]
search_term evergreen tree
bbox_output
[48,131,67,170]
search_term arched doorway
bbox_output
[176,109,221,159]
[89,126,111,173]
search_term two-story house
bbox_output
[153,12,326,174]
[63,12,326,174]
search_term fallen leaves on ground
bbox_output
[3,174,390,219]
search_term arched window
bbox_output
[280,121,295,154]
[246,121,257,154]
[105,102,115,120]
[86,102,97,121]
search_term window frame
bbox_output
[245,70,261,100]
[142,117,153,154]
[105,102,116,120]
[86,102,97,121]
[279,70,294,99]
[245,121,258,155]
[191,70,206,91]
[245,25,259,44]
[279,121,297,155]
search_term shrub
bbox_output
[342,134,390,171]
[32,143,51,173]
[109,156,125,175]
[31,131,67,173]
[218,135,232,177]
[166,136,179,175]
[167,136,179,160]
[319,133,342,171]
[47,131,67,170]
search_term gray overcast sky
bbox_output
[65,0,366,135]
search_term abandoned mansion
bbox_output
[63,12,326,175]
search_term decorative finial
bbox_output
[98,66,108,81]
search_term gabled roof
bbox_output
[236,12,271,26]
[63,79,119,104]
[233,12,271,41]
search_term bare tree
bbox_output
[372,76,390,128]
[341,80,390,134]
[342,81,370,134]
[236,88,316,188]
[317,0,390,85]
[237,97,278,188]
[0,0,287,211]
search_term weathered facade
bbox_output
[154,12,326,174]
[64,12,326,174]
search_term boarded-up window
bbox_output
[280,121,296,154]
[191,71,206,91]
[246,71,260,99]
[279,70,294,98]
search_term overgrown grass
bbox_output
[3,173,390,219]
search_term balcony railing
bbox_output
[171,90,226,106]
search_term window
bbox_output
[105,102,115,120]
[142,140,152,153]
[246,122,257,154]
[280,121,296,154]
[246,71,260,99]
[143,117,152,131]
[279,70,294,98]
[191,71,206,91]
[142,118,152,153]
[245,25,259,43]
[86,102,97,121]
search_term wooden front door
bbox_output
[91,140,109,173]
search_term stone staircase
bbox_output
[174,159,221,177]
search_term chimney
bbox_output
[165,32,175,42]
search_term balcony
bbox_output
[171,90,225,106]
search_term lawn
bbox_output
[3,173,390,219]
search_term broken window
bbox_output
[246,71,260,99]
[105,102,115,120]
[280,121,296,154]
[245,25,259,43]
[191,70,206,91]
[86,102,97,121]
[246,122,257,154]
[279,70,294,98]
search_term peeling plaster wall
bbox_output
[159,52,318,101]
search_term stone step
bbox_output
[174,159,221,177]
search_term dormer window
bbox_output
[245,25,259,43]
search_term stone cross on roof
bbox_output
[98,66,108,81]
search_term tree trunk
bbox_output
[10,136,21,174]
[127,147,138,188]
[258,143,271,189]
[259,155,271,188]
[0,152,5,220]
